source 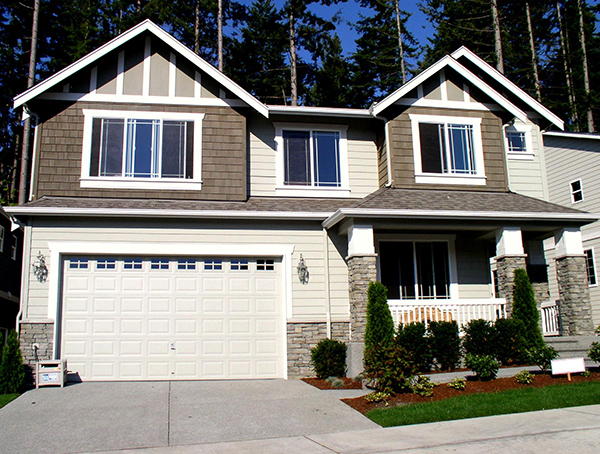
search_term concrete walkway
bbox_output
[90,404,600,454]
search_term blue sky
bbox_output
[235,0,435,56]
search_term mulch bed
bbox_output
[302,377,363,390]
[342,370,600,415]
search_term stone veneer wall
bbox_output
[19,321,54,383]
[495,255,527,316]
[556,255,594,335]
[286,322,350,378]
[347,256,377,342]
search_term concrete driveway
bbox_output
[0,379,377,454]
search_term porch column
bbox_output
[554,228,594,335]
[346,224,377,377]
[495,227,527,316]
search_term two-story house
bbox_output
[6,21,595,381]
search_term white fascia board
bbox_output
[371,56,527,123]
[268,105,372,118]
[322,208,597,230]
[4,206,332,221]
[452,47,564,130]
[543,131,600,141]
[14,20,269,118]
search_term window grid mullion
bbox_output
[412,241,420,299]
[309,130,316,186]
[152,119,161,178]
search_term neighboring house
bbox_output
[6,20,595,381]
[0,208,23,345]
[543,131,600,330]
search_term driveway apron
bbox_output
[0,379,376,454]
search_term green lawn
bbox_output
[0,393,19,409]
[367,382,600,427]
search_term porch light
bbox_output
[297,254,309,285]
[32,251,48,283]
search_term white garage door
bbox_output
[60,256,284,381]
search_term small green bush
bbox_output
[515,370,534,385]
[589,342,600,364]
[0,330,25,394]
[465,353,500,381]
[582,370,591,378]
[429,321,461,371]
[331,378,344,388]
[512,269,544,350]
[463,319,497,357]
[396,322,432,372]
[310,338,346,379]
[494,318,528,365]
[364,391,390,403]
[447,377,467,390]
[363,344,416,394]
[364,282,395,351]
[527,345,559,372]
[410,375,436,397]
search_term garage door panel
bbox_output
[61,256,284,381]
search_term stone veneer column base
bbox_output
[19,321,54,384]
[286,322,350,378]
[556,255,594,335]
[495,255,527,316]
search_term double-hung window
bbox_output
[585,249,597,286]
[275,124,349,196]
[82,110,204,190]
[410,114,485,185]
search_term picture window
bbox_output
[283,130,341,187]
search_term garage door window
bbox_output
[231,259,249,271]
[97,259,116,269]
[257,259,275,271]
[177,259,196,270]
[151,259,169,270]
[124,258,143,269]
[69,258,89,269]
[204,259,222,270]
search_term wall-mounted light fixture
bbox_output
[32,251,48,283]
[297,254,309,285]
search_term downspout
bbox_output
[323,227,332,338]
[28,111,40,201]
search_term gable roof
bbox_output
[13,20,269,117]
[452,47,563,130]
[371,55,527,121]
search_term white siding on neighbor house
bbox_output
[22,218,350,324]
[248,117,379,198]
[506,122,549,201]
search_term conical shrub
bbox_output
[0,330,25,394]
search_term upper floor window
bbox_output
[81,109,204,190]
[570,179,584,203]
[275,123,349,197]
[409,114,485,185]
[506,132,526,152]
[504,123,534,160]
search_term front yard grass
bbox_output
[367,381,600,427]
[0,394,19,409]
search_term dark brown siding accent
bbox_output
[377,128,388,187]
[388,106,509,192]
[34,101,247,201]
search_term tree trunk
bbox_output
[577,0,594,132]
[556,1,578,130]
[218,0,223,71]
[525,2,542,101]
[19,0,40,205]
[289,9,298,106]
[394,0,406,84]
[490,0,504,74]
[194,0,200,55]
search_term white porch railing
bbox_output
[388,298,507,331]
[541,300,560,336]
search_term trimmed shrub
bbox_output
[465,353,500,381]
[494,318,528,365]
[363,344,416,394]
[527,345,559,372]
[447,377,466,390]
[429,321,461,371]
[396,322,432,372]
[463,319,497,357]
[410,375,436,397]
[512,269,544,350]
[310,338,346,378]
[364,282,395,351]
[0,330,25,394]
[515,370,534,385]
[589,342,600,364]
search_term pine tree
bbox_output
[0,330,25,394]
[512,269,544,350]
[364,281,395,351]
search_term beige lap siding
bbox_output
[22,218,350,324]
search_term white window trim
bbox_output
[504,123,534,160]
[274,122,350,197]
[585,248,597,287]
[375,233,459,300]
[409,114,486,186]
[570,179,584,204]
[81,109,204,190]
